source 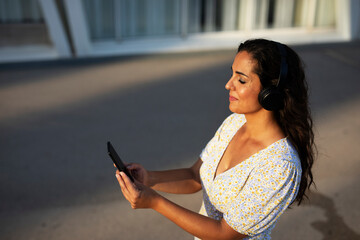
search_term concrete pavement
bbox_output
[0,41,359,240]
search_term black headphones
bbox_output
[258,42,288,111]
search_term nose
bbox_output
[225,77,235,91]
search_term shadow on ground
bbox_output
[1,41,360,240]
[305,191,360,240]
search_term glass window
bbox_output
[83,0,182,41]
[193,0,241,32]
[293,0,336,28]
[82,0,337,42]
[83,0,115,40]
[315,0,336,27]
[0,0,43,23]
[0,0,50,47]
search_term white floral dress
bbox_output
[196,113,302,240]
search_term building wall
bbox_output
[350,0,360,39]
[0,0,359,63]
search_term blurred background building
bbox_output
[0,0,359,63]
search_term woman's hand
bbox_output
[126,163,152,186]
[115,170,159,209]
[113,162,151,186]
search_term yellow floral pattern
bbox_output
[197,113,301,240]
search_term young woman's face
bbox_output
[225,51,263,114]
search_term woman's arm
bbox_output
[128,158,203,194]
[148,158,202,193]
[116,171,246,240]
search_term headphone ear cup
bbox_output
[258,87,284,111]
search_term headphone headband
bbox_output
[275,42,288,88]
[257,42,288,111]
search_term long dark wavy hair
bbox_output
[238,39,316,205]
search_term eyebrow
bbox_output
[231,67,249,78]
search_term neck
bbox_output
[243,110,284,140]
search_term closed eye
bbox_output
[231,67,249,84]
[239,78,246,84]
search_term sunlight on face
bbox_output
[225,51,263,114]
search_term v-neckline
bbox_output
[212,121,243,181]
[212,132,286,182]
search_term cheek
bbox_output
[235,87,263,112]
[238,86,259,102]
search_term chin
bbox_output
[228,105,242,114]
[228,104,262,115]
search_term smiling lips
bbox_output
[229,95,238,101]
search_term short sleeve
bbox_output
[200,114,245,162]
[223,158,301,237]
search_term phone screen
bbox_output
[107,141,134,182]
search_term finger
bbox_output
[116,172,130,196]
[116,173,139,209]
[120,172,138,192]
[119,184,131,203]
[126,163,137,170]
[117,178,133,206]
[127,165,138,177]
[116,174,128,196]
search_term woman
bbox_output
[115,39,315,239]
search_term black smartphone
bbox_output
[107,141,134,182]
